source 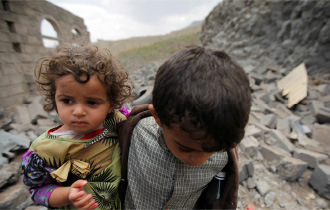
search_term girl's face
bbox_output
[54,74,113,133]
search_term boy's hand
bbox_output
[69,180,99,210]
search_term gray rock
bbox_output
[268,129,294,153]
[264,192,276,207]
[0,130,30,157]
[277,156,308,182]
[132,85,153,106]
[256,180,270,196]
[28,97,48,125]
[259,143,291,162]
[309,164,330,199]
[0,181,31,209]
[0,162,21,189]
[293,148,328,168]
[239,136,259,158]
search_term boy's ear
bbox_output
[148,104,162,127]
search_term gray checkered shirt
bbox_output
[125,116,228,210]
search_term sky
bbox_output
[47,0,221,43]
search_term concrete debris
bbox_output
[277,63,308,108]
[309,165,330,200]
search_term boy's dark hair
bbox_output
[152,46,251,151]
[34,44,133,112]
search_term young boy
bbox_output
[118,46,251,209]
[21,44,133,209]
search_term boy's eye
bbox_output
[179,147,193,153]
[61,99,73,104]
[87,101,99,106]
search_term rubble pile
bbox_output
[199,1,330,208]
[201,0,330,76]
[0,63,330,210]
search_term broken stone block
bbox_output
[276,118,291,136]
[247,177,256,189]
[36,118,56,126]
[240,136,259,158]
[0,157,8,169]
[260,114,276,129]
[260,143,291,162]
[314,84,329,96]
[0,130,30,157]
[311,100,323,116]
[301,115,316,126]
[250,72,263,85]
[293,148,329,168]
[28,97,48,125]
[263,71,279,84]
[260,93,275,104]
[254,98,275,114]
[309,164,330,200]
[276,156,308,182]
[264,191,276,207]
[274,90,287,104]
[9,123,35,134]
[297,136,320,148]
[315,107,330,124]
[290,119,308,138]
[13,105,31,125]
[252,122,271,133]
[0,182,31,209]
[312,123,330,148]
[0,162,21,189]
[239,153,254,183]
[256,180,270,196]
[245,124,262,137]
[320,94,330,103]
[307,89,321,100]
[310,101,330,123]
[268,129,294,153]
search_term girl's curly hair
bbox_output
[34,44,133,112]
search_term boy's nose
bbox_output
[190,153,211,166]
[73,104,86,116]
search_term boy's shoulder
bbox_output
[137,115,156,126]
[133,116,159,139]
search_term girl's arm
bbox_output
[22,151,97,209]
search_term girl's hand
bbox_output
[69,180,99,210]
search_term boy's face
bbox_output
[54,74,113,133]
[149,105,216,167]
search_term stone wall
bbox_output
[0,0,90,108]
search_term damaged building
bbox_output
[0,0,90,108]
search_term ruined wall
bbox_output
[0,0,90,108]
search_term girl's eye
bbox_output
[87,101,99,106]
[62,99,73,104]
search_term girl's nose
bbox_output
[73,104,86,116]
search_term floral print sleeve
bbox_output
[22,150,59,207]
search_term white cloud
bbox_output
[47,0,221,42]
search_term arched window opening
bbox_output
[72,28,82,46]
[41,18,59,48]
[72,28,81,40]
